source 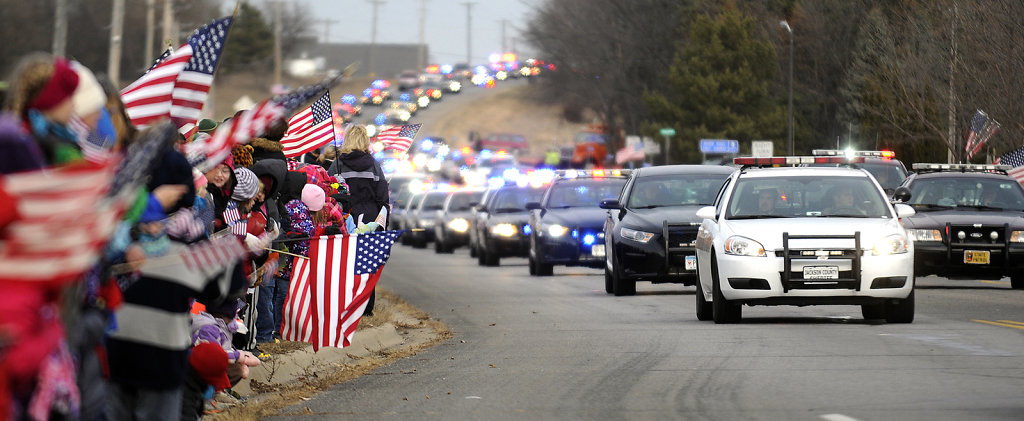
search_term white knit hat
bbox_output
[71,61,107,118]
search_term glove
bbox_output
[323,225,342,235]
[245,233,267,255]
[265,218,281,239]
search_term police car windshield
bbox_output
[627,174,729,209]
[907,177,1024,211]
[857,162,907,191]
[547,179,627,208]
[728,176,890,219]
[492,187,545,212]
[448,191,484,211]
[421,192,447,210]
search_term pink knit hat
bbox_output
[301,184,325,211]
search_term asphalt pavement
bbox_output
[270,246,1024,421]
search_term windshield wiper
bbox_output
[729,215,792,220]
[631,205,661,209]
[912,203,956,210]
[494,208,524,213]
[823,214,872,218]
[957,204,1005,211]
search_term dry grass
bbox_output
[207,289,450,421]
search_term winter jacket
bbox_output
[328,151,389,223]
[0,113,46,174]
[249,137,286,162]
[190,311,242,362]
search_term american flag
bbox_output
[179,236,249,272]
[120,17,232,137]
[281,231,402,350]
[998,147,1024,185]
[281,91,337,158]
[67,114,115,163]
[0,159,124,285]
[965,109,1001,160]
[223,202,248,236]
[375,124,421,153]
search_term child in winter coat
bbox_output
[190,298,261,383]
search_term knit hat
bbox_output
[231,168,259,201]
[70,61,106,118]
[231,144,254,168]
[28,58,79,111]
[197,118,218,133]
[189,343,231,391]
[301,184,326,212]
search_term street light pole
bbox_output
[781,20,793,155]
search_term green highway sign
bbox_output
[659,127,676,137]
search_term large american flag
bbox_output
[281,231,402,350]
[998,147,1024,185]
[121,17,232,137]
[281,91,337,158]
[375,124,422,153]
[965,109,1001,160]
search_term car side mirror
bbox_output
[599,199,620,210]
[525,202,542,210]
[893,186,912,203]
[695,206,717,220]
[894,203,916,218]
[475,205,487,213]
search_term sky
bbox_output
[303,0,542,65]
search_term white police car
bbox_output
[694,156,917,324]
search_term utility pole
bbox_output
[947,5,957,164]
[108,0,125,84]
[162,0,174,46]
[461,2,475,64]
[368,0,385,78]
[53,0,68,57]
[145,0,155,64]
[500,19,507,52]
[417,0,428,71]
[273,1,282,85]
[314,18,340,43]
[780,20,793,155]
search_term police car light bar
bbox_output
[734,156,859,166]
[812,149,896,159]
[556,169,631,178]
[911,163,1010,173]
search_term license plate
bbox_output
[685,255,697,270]
[591,244,605,257]
[964,250,990,264]
[803,266,839,280]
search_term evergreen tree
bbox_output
[220,2,274,74]
[644,3,785,163]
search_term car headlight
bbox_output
[448,218,469,232]
[872,234,909,256]
[621,227,655,243]
[1010,231,1024,243]
[547,224,569,237]
[908,229,942,242]
[492,223,517,237]
[420,220,435,228]
[724,236,766,257]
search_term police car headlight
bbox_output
[547,224,569,237]
[492,223,517,237]
[872,234,909,256]
[724,236,766,257]
[419,220,436,228]
[908,229,941,242]
[1011,231,1024,243]
[448,218,469,232]
[621,227,655,243]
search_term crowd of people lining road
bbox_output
[0,53,390,420]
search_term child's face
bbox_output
[138,221,164,235]
[206,164,231,188]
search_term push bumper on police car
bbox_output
[535,225,606,268]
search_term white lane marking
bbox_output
[881,333,1014,357]
[821,414,860,421]
[465,396,482,399]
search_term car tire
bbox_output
[611,255,635,297]
[884,289,915,324]
[469,242,478,258]
[477,249,487,266]
[1011,275,1024,290]
[529,256,538,276]
[861,304,886,320]
[604,269,614,294]
[485,251,500,267]
[695,280,713,321]
[434,239,443,253]
[711,255,741,324]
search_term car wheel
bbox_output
[611,254,635,296]
[413,235,426,249]
[434,239,443,253]
[478,248,488,266]
[884,289,915,324]
[711,255,741,324]
[604,269,614,294]
[485,251,500,267]
[861,304,886,320]
[1011,274,1024,289]
[695,280,712,321]
[469,242,478,258]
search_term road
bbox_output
[270,246,1024,420]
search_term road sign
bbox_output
[643,139,661,154]
[659,127,676,137]
[699,139,739,154]
[751,140,774,157]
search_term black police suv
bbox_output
[897,163,1024,288]
[601,165,734,295]
[475,184,546,266]
[433,188,485,253]
[527,170,629,276]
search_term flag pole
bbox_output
[263,247,309,260]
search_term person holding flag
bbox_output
[327,124,390,316]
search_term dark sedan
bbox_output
[527,170,629,276]
[897,164,1024,288]
[397,191,424,244]
[433,188,486,253]
[406,190,448,248]
[476,185,546,266]
[600,165,734,296]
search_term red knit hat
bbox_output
[189,343,231,391]
[28,58,79,112]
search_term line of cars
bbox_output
[386,151,1024,325]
